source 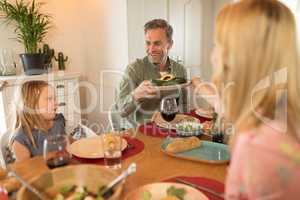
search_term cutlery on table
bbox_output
[175,178,224,199]
[99,163,137,198]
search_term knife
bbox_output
[175,178,224,199]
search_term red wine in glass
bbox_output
[44,134,71,169]
[161,111,178,122]
[160,97,179,122]
[46,156,69,169]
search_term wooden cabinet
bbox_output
[0,72,81,135]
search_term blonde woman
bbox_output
[12,81,65,161]
[193,0,300,199]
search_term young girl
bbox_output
[193,0,300,199]
[12,80,65,161]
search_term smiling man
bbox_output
[114,19,187,129]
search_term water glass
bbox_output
[43,134,71,169]
[101,132,123,169]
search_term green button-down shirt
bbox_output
[115,56,187,128]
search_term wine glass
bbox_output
[43,134,71,169]
[160,97,179,122]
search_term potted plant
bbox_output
[0,0,51,75]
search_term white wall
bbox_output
[79,0,129,130]
[127,0,168,62]
[0,0,87,74]
[0,0,129,131]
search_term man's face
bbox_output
[145,28,172,65]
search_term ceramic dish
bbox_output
[195,108,215,119]
[124,182,208,200]
[17,165,123,200]
[153,81,191,91]
[67,136,127,159]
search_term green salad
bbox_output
[176,121,203,134]
[54,185,105,200]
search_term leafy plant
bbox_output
[0,0,51,53]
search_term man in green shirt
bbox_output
[114,19,187,129]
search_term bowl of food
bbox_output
[17,164,124,200]
[175,121,203,137]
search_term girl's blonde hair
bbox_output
[14,80,50,148]
[214,0,300,143]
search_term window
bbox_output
[280,0,300,45]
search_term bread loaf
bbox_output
[165,136,201,153]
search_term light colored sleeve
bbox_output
[116,64,140,117]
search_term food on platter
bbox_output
[165,136,201,153]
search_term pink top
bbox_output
[225,122,300,200]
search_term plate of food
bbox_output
[67,135,128,159]
[151,112,199,130]
[151,74,190,91]
[17,165,123,200]
[124,182,209,200]
[161,137,230,164]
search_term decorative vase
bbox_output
[20,53,46,75]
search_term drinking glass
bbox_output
[101,132,123,169]
[160,97,179,122]
[43,134,71,169]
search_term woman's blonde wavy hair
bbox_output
[13,80,50,148]
[214,0,300,143]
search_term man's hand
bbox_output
[191,76,216,95]
[191,76,202,88]
[132,80,158,102]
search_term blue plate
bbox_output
[161,137,230,164]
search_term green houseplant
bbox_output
[0,0,51,75]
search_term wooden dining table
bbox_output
[10,129,228,199]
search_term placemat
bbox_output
[72,137,144,164]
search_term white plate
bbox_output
[195,108,214,119]
[124,182,209,200]
[67,136,128,159]
[154,81,191,91]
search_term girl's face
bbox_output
[38,86,58,121]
